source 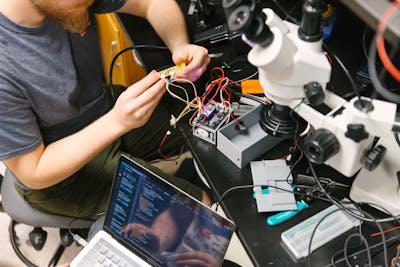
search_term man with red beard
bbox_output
[0,0,211,220]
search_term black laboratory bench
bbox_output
[116,1,400,266]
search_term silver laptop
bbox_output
[71,154,235,267]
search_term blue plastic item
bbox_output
[266,201,309,226]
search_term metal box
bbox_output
[217,105,282,168]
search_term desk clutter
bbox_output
[163,62,400,265]
[114,0,400,264]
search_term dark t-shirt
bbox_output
[0,0,126,161]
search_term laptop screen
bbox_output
[104,155,235,267]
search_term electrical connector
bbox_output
[170,115,177,126]
[73,234,88,247]
[159,63,185,79]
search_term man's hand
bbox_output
[174,251,219,267]
[110,70,166,133]
[172,44,210,82]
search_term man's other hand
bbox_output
[172,44,210,82]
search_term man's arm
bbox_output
[118,0,210,82]
[117,0,189,52]
[5,72,165,189]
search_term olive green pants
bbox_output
[15,98,202,220]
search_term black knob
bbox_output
[363,145,386,171]
[345,124,369,142]
[60,228,74,247]
[29,227,47,250]
[304,81,324,106]
[304,128,340,164]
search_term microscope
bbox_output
[223,0,400,215]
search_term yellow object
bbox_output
[95,13,147,87]
[241,79,264,94]
[158,63,186,78]
[322,4,334,18]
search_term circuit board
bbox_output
[192,102,230,145]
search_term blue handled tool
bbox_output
[266,201,309,226]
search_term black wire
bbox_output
[286,99,306,184]
[330,249,343,267]
[215,184,294,211]
[302,144,391,266]
[109,45,169,101]
[303,142,399,224]
[322,43,365,108]
[328,233,400,267]
[9,220,39,267]
[239,93,267,105]
[215,180,333,212]
[343,233,372,267]
[307,206,387,267]
[395,133,400,148]
[228,88,267,105]
[272,0,300,24]
[368,35,400,104]
[307,206,357,267]
[285,146,304,186]
[370,237,400,263]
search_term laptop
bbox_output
[71,154,236,267]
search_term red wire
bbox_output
[376,0,400,82]
[158,131,172,160]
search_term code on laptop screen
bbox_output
[104,155,235,267]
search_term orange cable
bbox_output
[376,0,400,82]
[370,225,400,237]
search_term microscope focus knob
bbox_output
[362,145,386,171]
[303,81,324,106]
[303,128,339,164]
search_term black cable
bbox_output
[302,146,392,266]
[330,224,366,267]
[214,184,295,211]
[362,25,370,61]
[216,184,294,211]
[307,206,387,267]
[370,237,400,263]
[368,32,400,99]
[272,0,300,24]
[307,206,358,267]
[322,43,365,108]
[303,143,400,224]
[215,181,333,212]
[225,84,267,105]
[368,35,400,104]
[288,147,304,181]
[343,233,372,267]
[328,234,400,267]
[330,249,343,267]
[109,45,169,101]
[395,133,400,148]
[9,220,39,267]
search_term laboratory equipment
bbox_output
[222,0,400,215]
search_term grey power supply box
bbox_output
[217,105,283,168]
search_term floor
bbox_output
[0,159,254,267]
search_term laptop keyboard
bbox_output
[77,237,143,267]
